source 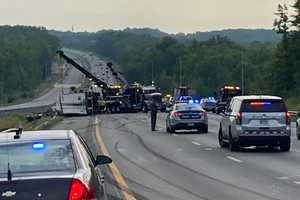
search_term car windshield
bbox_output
[175,104,201,111]
[0,139,76,177]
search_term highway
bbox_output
[3,50,300,200]
[0,49,119,113]
[51,112,300,200]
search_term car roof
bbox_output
[0,130,76,143]
[232,95,282,101]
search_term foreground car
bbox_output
[0,129,112,200]
[166,103,208,133]
[219,95,291,151]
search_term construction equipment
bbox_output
[215,85,242,114]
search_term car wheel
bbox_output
[218,126,227,148]
[166,124,170,133]
[280,137,291,152]
[203,126,208,134]
[169,126,175,133]
[229,134,239,152]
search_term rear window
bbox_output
[175,104,201,111]
[0,139,76,177]
[240,99,287,112]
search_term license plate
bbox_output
[260,120,268,125]
[187,123,194,126]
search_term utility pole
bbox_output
[151,61,154,84]
[241,53,245,95]
[179,58,183,87]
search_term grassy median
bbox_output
[0,113,62,131]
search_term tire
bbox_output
[229,133,239,152]
[202,126,208,134]
[169,126,175,133]
[218,125,227,148]
[280,137,291,152]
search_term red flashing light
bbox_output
[250,102,271,106]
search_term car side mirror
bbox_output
[96,155,112,166]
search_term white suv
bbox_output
[218,96,291,151]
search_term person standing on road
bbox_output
[150,99,158,131]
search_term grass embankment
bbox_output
[0,113,63,131]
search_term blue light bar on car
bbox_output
[250,102,271,106]
[188,100,194,104]
[32,142,46,151]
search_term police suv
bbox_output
[218,96,291,151]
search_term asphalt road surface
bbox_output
[52,113,300,200]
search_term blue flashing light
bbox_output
[194,99,200,104]
[250,102,271,106]
[188,100,194,104]
[32,142,46,151]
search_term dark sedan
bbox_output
[0,129,112,200]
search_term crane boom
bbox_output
[56,50,109,90]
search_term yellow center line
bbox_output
[95,117,137,200]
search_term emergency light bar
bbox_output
[250,102,271,106]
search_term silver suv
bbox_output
[218,96,291,151]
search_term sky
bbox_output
[0,0,295,33]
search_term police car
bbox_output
[166,100,208,133]
[0,129,112,200]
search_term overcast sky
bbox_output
[0,0,295,33]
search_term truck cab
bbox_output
[215,85,242,114]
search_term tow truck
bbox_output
[141,85,164,112]
[56,50,133,114]
[215,85,242,114]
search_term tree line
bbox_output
[0,26,59,103]
[93,31,274,96]
[91,0,300,102]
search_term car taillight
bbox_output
[172,112,182,119]
[236,112,242,125]
[286,112,291,125]
[68,179,96,200]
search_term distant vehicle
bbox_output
[218,95,291,151]
[166,103,208,133]
[0,129,112,200]
[56,92,89,115]
[141,85,164,112]
[215,85,242,114]
[201,97,217,112]
[123,83,144,112]
[174,86,196,101]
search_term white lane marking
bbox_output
[276,177,289,180]
[204,148,213,151]
[173,134,178,136]
[294,181,300,185]
[192,141,202,146]
[177,148,183,152]
[226,156,243,163]
[292,150,300,153]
